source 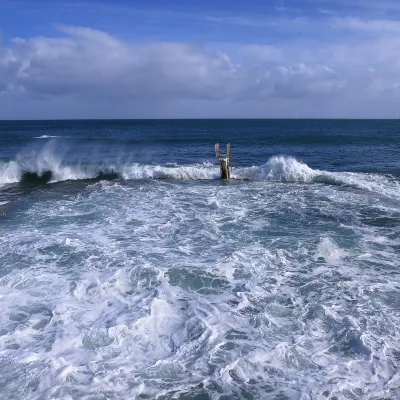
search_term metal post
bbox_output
[215,143,231,180]
[220,157,230,179]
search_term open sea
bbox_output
[0,119,400,400]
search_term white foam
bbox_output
[233,156,319,182]
[315,237,345,265]
[232,157,400,200]
[325,170,400,200]
[0,143,220,186]
[1,145,399,202]
[0,172,400,398]
[33,135,60,139]
[0,161,22,187]
[120,163,219,180]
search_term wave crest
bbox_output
[34,135,60,139]
[233,156,318,182]
[0,147,399,200]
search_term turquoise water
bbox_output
[0,120,400,399]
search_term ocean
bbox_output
[0,119,399,399]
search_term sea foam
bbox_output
[1,145,399,201]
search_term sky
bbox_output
[1,0,400,119]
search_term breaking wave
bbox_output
[0,149,399,200]
[20,170,53,185]
[233,156,317,182]
[34,135,61,139]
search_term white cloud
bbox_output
[0,24,400,118]
[2,27,238,101]
[0,26,342,100]
[333,17,400,33]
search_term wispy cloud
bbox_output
[203,15,274,28]
[304,0,400,13]
[333,17,400,33]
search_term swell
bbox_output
[18,170,120,185]
[33,136,234,145]
[0,153,399,200]
[31,134,396,146]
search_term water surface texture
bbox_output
[1,119,400,399]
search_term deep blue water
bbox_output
[0,120,399,400]
[1,119,400,172]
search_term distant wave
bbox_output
[0,149,399,200]
[34,135,60,139]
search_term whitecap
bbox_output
[314,237,345,265]
[33,135,60,139]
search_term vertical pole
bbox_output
[215,143,231,180]
[220,158,230,179]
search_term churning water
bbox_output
[0,119,399,399]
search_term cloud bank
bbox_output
[1,22,400,118]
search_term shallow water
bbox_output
[0,120,400,399]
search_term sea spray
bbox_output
[1,149,400,200]
[232,156,319,181]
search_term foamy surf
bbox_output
[232,156,319,181]
[1,171,399,399]
[1,119,400,399]
[1,152,399,201]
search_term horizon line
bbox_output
[1,117,400,122]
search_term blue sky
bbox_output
[1,0,400,118]
[2,0,398,42]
